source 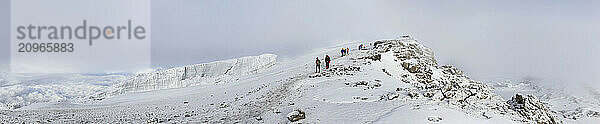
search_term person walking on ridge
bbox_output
[315,57,321,73]
[346,48,349,55]
[325,55,331,69]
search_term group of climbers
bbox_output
[315,55,332,73]
[341,48,349,56]
[315,44,367,73]
[359,44,365,50]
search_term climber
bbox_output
[315,57,321,73]
[341,48,346,56]
[359,44,363,50]
[346,48,349,55]
[325,55,331,69]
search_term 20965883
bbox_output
[17,42,74,53]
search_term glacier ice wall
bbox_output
[96,54,277,99]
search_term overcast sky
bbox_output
[1,0,599,88]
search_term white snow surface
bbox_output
[0,38,598,123]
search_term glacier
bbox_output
[92,54,277,100]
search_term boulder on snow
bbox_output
[287,110,306,122]
[401,62,420,73]
[440,65,463,75]
[507,93,562,124]
[373,41,385,47]
[370,54,381,61]
[347,81,381,89]
[407,90,420,98]
[427,116,443,122]
[358,54,381,61]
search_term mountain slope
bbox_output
[1,37,592,123]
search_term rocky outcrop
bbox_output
[309,65,360,78]
[287,110,306,122]
[508,94,562,124]
[373,39,507,109]
[370,39,562,123]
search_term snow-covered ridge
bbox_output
[93,54,277,100]
[366,38,561,123]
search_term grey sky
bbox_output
[0,0,7,67]
[2,0,599,88]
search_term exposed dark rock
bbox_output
[508,94,562,124]
[287,110,306,122]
